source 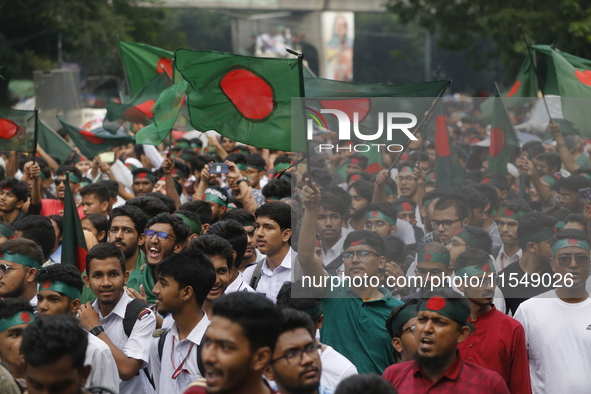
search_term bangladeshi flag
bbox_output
[431,100,464,191]
[57,117,134,159]
[487,94,519,176]
[175,49,306,152]
[551,49,591,139]
[532,45,591,96]
[38,120,75,163]
[104,72,171,133]
[0,108,37,153]
[119,41,174,97]
[62,173,88,272]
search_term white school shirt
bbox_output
[225,271,256,294]
[242,248,294,302]
[320,345,358,389]
[514,291,591,394]
[493,246,522,272]
[92,291,156,394]
[85,332,119,392]
[150,313,211,394]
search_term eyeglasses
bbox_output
[364,221,389,229]
[398,175,415,182]
[556,194,572,202]
[401,325,415,336]
[144,229,176,241]
[557,254,590,267]
[271,344,321,365]
[415,267,444,276]
[54,179,67,186]
[430,219,462,230]
[0,264,25,276]
[450,239,467,248]
[342,250,380,262]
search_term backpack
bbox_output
[122,299,154,387]
[153,328,205,376]
[249,260,264,290]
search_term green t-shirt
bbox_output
[80,251,146,304]
[319,285,402,375]
[127,259,157,304]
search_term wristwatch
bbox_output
[236,177,248,185]
[90,325,105,336]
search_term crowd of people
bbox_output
[0,101,590,394]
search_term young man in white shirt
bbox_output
[494,199,529,272]
[149,249,216,394]
[514,228,591,394]
[79,242,156,394]
[36,263,119,392]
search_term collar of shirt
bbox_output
[92,290,131,319]
[320,228,350,259]
[170,312,210,344]
[413,351,463,382]
[261,248,293,275]
[468,305,497,324]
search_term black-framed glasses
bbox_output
[430,219,462,230]
[450,239,467,248]
[271,344,321,365]
[0,263,25,276]
[342,250,380,262]
[401,325,415,336]
[557,254,590,267]
[144,229,176,241]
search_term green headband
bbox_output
[175,213,202,235]
[393,200,416,212]
[455,261,496,277]
[454,228,490,252]
[540,175,559,191]
[551,238,591,255]
[273,163,292,172]
[0,225,14,240]
[38,171,48,180]
[134,172,156,184]
[400,166,414,174]
[555,221,566,230]
[422,198,437,208]
[236,164,248,171]
[419,296,470,327]
[59,173,80,184]
[418,252,450,266]
[1,252,40,269]
[38,279,81,300]
[366,210,396,226]
[204,188,228,206]
[247,164,265,172]
[499,207,526,221]
[390,303,419,337]
[0,311,35,333]
[520,227,556,245]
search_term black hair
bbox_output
[12,215,55,260]
[226,152,247,165]
[321,186,352,213]
[346,171,371,184]
[319,188,350,216]
[450,186,489,212]
[111,204,149,234]
[273,155,291,166]
[221,208,256,227]
[262,178,291,200]
[21,315,88,369]
[458,225,492,254]
[146,192,176,214]
[35,263,84,296]
[278,307,315,339]
[174,209,202,235]
[48,214,63,239]
[190,155,213,174]
[156,249,216,307]
[172,159,192,179]
[349,180,374,202]
[421,189,446,207]
[126,196,169,219]
[57,165,82,182]
[0,177,28,202]
[79,183,110,203]
[559,175,591,193]
[454,248,492,273]
[246,153,266,170]
[500,198,531,216]
[189,235,234,270]
[551,228,590,247]
[146,213,189,245]
[565,213,589,234]
[189,138,203,148]
[255,201,292,232]
[383,235,408,266]
[99,180,119,199]
[133,145,144,160]
[343,230,386,256]
[482,173,508,191]
[347,153,369,169]
[386,298,421,338]
[131,168,155,184]
[366,202,398,222]
[276,282,323,321]
[433,194,470,220]
[334,374,398,394]
[82,214,109,242]
[206,220,247,268]
[0,297,35,319]
[517,212,558,249]
[211,292,283,353]
[471,183,500,215]
[310,168,333,188]
[85,242,126,274]
[522,140,545,160]
[179,200,213,225]
[536,152,562,172]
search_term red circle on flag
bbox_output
[504,208,514,217]
[575,70,591,86]
[42,280,51,289]
[506,80,521,97]
[79,130,105,144]
[482,263,491,272]
[220,68,275,121]
[568,238,578,246]
[426,296,446,311]
[156,57,173,77]
[350,239,362,246]
[435,115,451,157]
[423,252,432,261]
[402,202,413,212]
[489,127,505,157]
[20,312,31,323]
[482,178,490,184]
[0,119,19,140]
[371,211,379,217]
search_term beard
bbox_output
[273,371,319,394]
[350,208,367,221]
[415,352,450,372]
[0,278,26,299]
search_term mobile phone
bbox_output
[98,152,115,163]
[209,163,229,175]
[579,187,591,209]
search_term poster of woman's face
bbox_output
[322,11,354,81]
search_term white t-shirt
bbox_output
[320,345,358,389]
[514,290,591,394]
[85,332,119,392]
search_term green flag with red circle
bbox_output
[62,173,87,272]
[487,94,519,176]
[119,41,174,97]
[431,100,464,191]
[0,108,37,153]
[175,49,306,152]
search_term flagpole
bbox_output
[519,25,552,121]
[116,36,131,97]
[387,79,451,172]
[32,109,39,164]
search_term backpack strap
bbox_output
[249,260,264,290]
[324,255,344,276]
[123,298,149,337]
[154,327,205,377]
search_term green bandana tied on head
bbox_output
[273,163,291,173]
[419,295,470,328]
[133,171,156,184]
[499,207,527,221]
[520,227,556,245]
[389,303,419,337]
[236,164,248,171]
[38,279,81,300]
[204,188,228,206]
[0,311,35,333]
[1,252,40,269]
[247,164,265,172]
[540,175,560,191]
[366,210,396,226]
[400,166,414,174]
[418,252,450,266]
[454,227,490,253]
[455,261,496,277]
[551,238,591,256]
[175,213,201,235]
